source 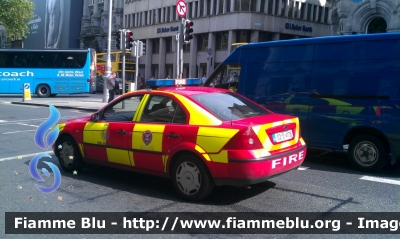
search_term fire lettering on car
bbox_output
[271,150,305,169]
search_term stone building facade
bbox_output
[80,0,124,52]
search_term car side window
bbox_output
[102,95,143,122]
[140,95,187,124]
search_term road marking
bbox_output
[298,166,309,170]
[0,116,77,125]
[18,123,39,127]
[0,151,54,162]
[3,129,36,134]
[360,176,400,186]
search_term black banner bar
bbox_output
[5,212,400,234]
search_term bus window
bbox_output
[206,63,241,92]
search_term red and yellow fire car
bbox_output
[53,86,306,201]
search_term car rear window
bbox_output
[191,92,270,121]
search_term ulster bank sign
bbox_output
[157,26,179,33]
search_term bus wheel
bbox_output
[348,135,388,172]
[171,154,214,201]
[36,84,51,98]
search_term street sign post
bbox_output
[176,0,187,18]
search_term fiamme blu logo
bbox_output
[29,104,62,193]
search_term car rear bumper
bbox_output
[212,146,307,186]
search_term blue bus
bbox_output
[0,49,97,97]
[206,33,400,172]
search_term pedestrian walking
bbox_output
[107,72,117,103]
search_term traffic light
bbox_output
[184,19,194,43]
[115,31,121,49]
[138,41,146,56]
[141,42,146,55]
[125,31,133,50]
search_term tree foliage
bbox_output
[0,0,35,40]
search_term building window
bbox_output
[235,0,254,12]
[216,31,228,50]
[165,37,172,53]
[172,6,177,21]
[183,43,191,52]
[157,8,161,23]
[280,33,295,40]
[144,11,148,25]
[318,6,323,22]
[226,0,231,12]
[260,0,266,13]
[200,0,204,16]
[236,30,251,43]
[288,0,294,17]
[188,2,193,18]
[324,7,329,23]
[207,0,212,15]
[197,34,208,51]
[153,39,160,54]
[259,31,273,42]
[218,0,223,14]
[165,7,171,22]
[125,15,128,28]
[212,0,217,15]
[268,0,274,14]
[307,4,312,21]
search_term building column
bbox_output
[230,0,235,12]
[297,1,301,19]
[210,0,215,15]
[271,0,276,15]
[145,39,152,82]
[227,30,236,52]
[272,33,280,41]
[303,3,308,20]
[223,0,227,14]
[284,0,289,17]
[189,35,198,78]
[161,7,164,24]
[251,31,259,43]
[204,0,208,17]
[206,32,216,77]
[158,38,166,78]
[256,0,261,12]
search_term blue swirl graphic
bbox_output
[34,104,60,150]
[29,153,62,193]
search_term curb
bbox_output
[11,102,99,112]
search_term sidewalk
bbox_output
[11,96,108,112]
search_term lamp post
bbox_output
[103,0,113,102]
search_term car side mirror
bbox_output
[90,112,101,122]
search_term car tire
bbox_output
[36,84,51,98]
[171,154,214,201]
[348,135,388,172]
[56,136,85,172]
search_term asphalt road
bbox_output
[0,96,399,239]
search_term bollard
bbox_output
[23,83,31,101]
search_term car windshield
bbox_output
[191,92,270,121]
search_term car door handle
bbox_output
[166,133,179,138]
[116,130,127,135]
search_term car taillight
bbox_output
[224,127,263,150]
